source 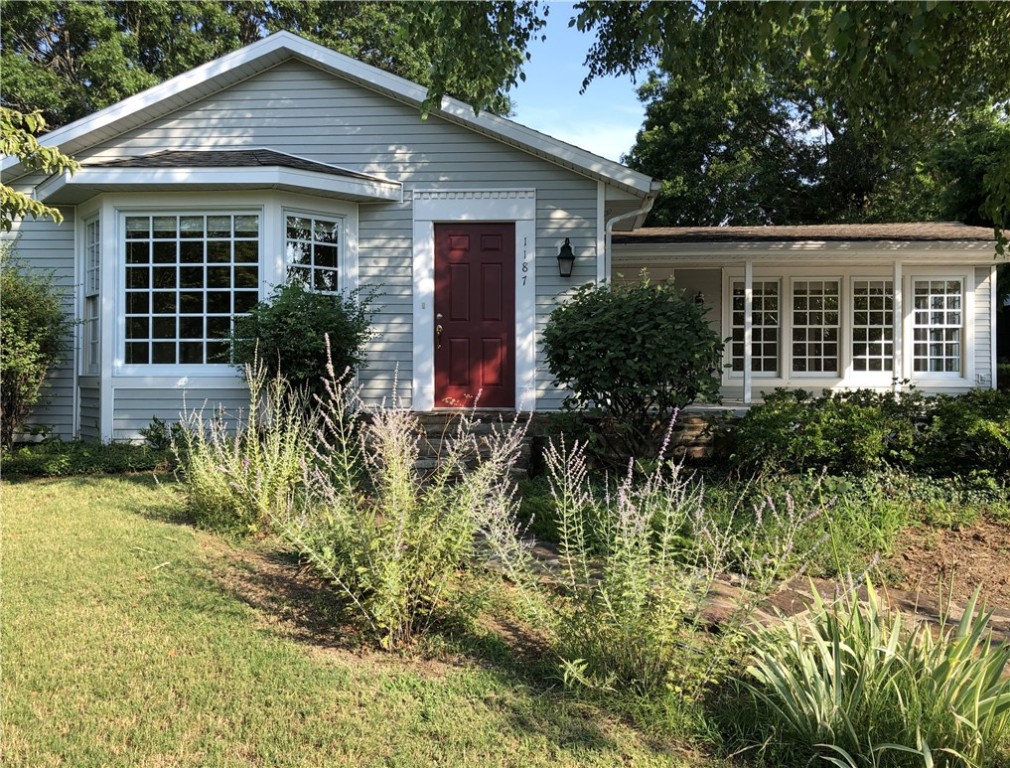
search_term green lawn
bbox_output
[2,475,704,767]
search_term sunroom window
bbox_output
[731,280,779,373]
[286,214,340,293]
[123,213,260,365]
[852,279,894,372]
[913,279,962,373]
[791,280,839,373]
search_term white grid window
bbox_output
[732,280,779,373]
[84,218,100,373]
[852,280,894,372]
[791,280,840,373]
[123,214,260,365]
[286,214,340,293]
[913,279,962,374]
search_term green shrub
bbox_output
[279,370,531,650]
[0,246,74,448]
[918,389,1010,476]
[3,440,173,477]
[542,278,723,462]
[230,281,371,399]
[175,364,316,534]
[735,583,1010,767]
[730,388,926,475]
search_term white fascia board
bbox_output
[36,166,402,203]
[612,240,1007,266]
[4,31,655,198]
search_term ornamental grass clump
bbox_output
[737,582,1010,767]
[175,362,315,533]
[279,360,531,650]
[526,427,819,710]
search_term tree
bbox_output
[0,0,524,130]
[623,73,822,226]
[411,2,1010,246]
[0,107,79,231]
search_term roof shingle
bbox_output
[613,222,997,243]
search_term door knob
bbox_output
[435,313,443,349]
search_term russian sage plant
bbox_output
[278,360,531,649]
[527,425,819,704]
[175,362,315,533]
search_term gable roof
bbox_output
[3,31,657,198]
[614,222,999,243]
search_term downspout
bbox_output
[602,182,660,284]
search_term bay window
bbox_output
[123,213,260,365]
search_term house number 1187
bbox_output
[521,237,529,286]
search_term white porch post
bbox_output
[743,259,754,405]
[893,261,903,391]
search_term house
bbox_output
[611,224,1007,405]
[2,31,659,442]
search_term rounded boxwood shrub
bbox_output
[230,282,371,398]
[542,278,723,460]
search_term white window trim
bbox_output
[411,189,537,412]
[282,207,347,294]
[904,269,974,384]
[788,276,843,378]
[848,276,897,382]
[115,206,264,377]
[726,275,783,379]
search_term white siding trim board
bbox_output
[411,189,537,412]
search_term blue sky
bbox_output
[507,3,647,163]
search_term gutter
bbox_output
[603,183,659,282]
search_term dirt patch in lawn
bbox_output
[884,517,1010,610]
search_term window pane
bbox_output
[731,280,779,374]
[285,214,340,294]
[126,217,150,237]
[180,216,204,239]
[207,216,231,238]
[123,212,258,366]
[127,241,150,264]
[851,280,894,374]
[234,215,258,236]
[126,342,149,364]
[911,279,961,374]
[153,216,177,238]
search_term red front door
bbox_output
[434,223,515,408]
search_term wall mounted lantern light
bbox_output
[557,238,575,277]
